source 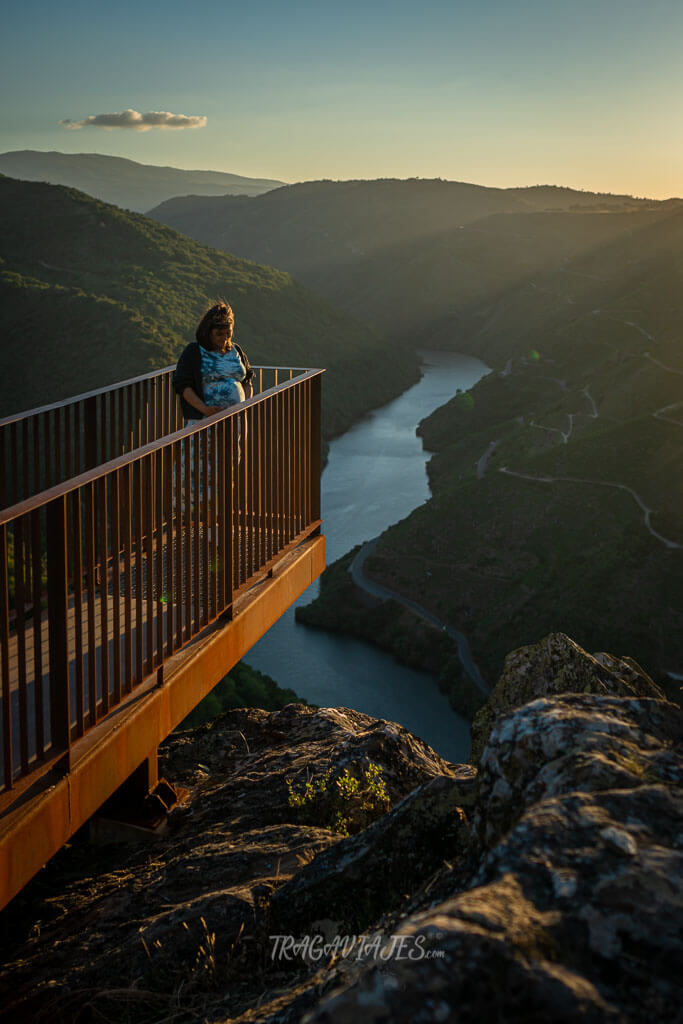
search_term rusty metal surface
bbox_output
[0,534,325,910]
[0,368,322,523]
[1,369,324,793]
[0,359,325,910]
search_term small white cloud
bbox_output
[59,108,207,131]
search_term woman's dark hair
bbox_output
[195,301,235,349]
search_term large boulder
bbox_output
[474,692,681,846]
[298,691,682,1024]
[1,635,680,1024]
[0,704,453,1022]
[470,632,665,762]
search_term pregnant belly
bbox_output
[205,379,244,407]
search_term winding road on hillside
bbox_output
[582,387,599,418]
[482,345,682,552]
[529,412,576,444]
[643,351,683,375]
[476,440,500,478]
[498,467,681,550]
[653,402,683,427]
[349,539,491,696]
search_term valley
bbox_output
[285,192,683,703]
[2,166,680,711]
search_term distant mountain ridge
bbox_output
[151,176,657,258]
[149,178,675,339]
[0,151,285,212]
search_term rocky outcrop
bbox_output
[0,634,680,1024]
[270,771,473,937]
[304,692,682,1024]
[470,631,665,762]
[0,705,451,1022]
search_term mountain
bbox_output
[0,151,284,212]
[0,174,418,439]
[149,178,672,339]
[302,202,683,698]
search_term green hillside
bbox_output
[149,179,670,339]
[0,174,418,438]
[149,173,682,698]
[304,203,683,700]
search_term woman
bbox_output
[173,301,254,421]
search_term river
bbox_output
[244,351,490,762]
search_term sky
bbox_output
[2,0,682,198]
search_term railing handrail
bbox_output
[0,359,325,910]
[0,368,324,526]
[2,366,323,779]
[0,363,317,429]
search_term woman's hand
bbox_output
[182,386,221,418]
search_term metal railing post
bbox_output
[0,365,324,794]
[0,523,12,790]
[310,375,322,525]
[83,395,98,471]
[46,495,71,765]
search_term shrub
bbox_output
[286,761,390,837]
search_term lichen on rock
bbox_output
[0,633,680,1024]
[470,631,666,763]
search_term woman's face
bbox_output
[210,323,234,352]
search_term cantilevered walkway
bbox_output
[0,363,325,909]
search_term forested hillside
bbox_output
[149,178,671,339]
[303,202,683,699]
[0,175,418,439]
[3,169,680,700]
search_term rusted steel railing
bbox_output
[0,367,322,799]
[0,365,305,508]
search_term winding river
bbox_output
[244,351,490,762]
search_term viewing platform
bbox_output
[0,364,325,910]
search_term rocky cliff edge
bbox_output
[0,632,680,1023]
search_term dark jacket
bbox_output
[173,341,254,420]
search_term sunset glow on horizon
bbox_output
[2,0,682,200]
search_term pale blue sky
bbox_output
[2,0,681,196]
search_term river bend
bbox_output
[244,351,489,762]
